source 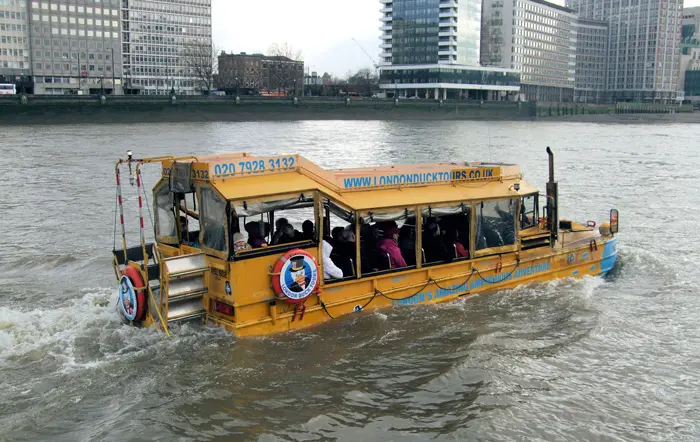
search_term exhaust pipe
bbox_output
[545,147,558,242]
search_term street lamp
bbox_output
[235,76,239,98]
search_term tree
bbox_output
[347,67,379,96]
[266,42,304,96]
[182,40,218,94]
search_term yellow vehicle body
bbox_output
[112,149,618,338]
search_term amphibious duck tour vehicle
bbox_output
[112,148,618,337]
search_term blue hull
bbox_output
[599,237,618,276]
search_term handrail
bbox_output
[146,282,171,337]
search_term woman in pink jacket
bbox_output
[376,223,407,268]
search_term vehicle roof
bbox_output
[159,153,538,211]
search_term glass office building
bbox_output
[379,0,520,99]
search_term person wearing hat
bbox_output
[288,255,309,293]
[376,221,407,268]
[233,231,252,252]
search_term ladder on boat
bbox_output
[160,252,208,326]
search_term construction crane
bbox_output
[352,37,379,71]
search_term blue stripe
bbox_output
[599,237,618,275]
[572,270,580,276]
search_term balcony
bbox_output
[439,8,458,18]
[380,42,392,49]
[440,0,458,6]
[380,51,392,58]
[380,24,393,31]
[380,5,393,13]
[438,48,457,56]
[381,15,392,22]
[439,28,458,37]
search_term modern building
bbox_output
[121,0,212,95]
[481,0,577,102]
[27,0,123,95]
[566,0,682,102]
[680,6,700,100]
[574,18,608,103]
[0,0,31,90]
[378,0,520,100]
[216,52,304,95]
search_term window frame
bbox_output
[153,179,179,246]
[473,197,519,258]
[196,183,229,261]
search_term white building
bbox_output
[567,0,682,102]
[0,0,30,86]
[378,0,520,100]
[481,0,577,102]
[121,0,211,95]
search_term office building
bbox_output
[566,0,682,102]
[0,0,30,89]
[481,0,577,102]
[574,18,607,103]
[216,51,303,95]
[28,0,122,95]
[121,0,211,95]
[378,0,520,100]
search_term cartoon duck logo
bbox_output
[280,253,318,301]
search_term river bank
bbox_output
[0,95,693,125]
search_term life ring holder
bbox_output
[119,266,147,322]
[270,249,321,322]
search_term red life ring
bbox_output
[271,249,320,304]
[120,266,147,322]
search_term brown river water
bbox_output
[0,120,698,441]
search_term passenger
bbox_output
[377,222,407,268]
[331,226,344,243]
[331,228,356,276]
[445,229,468,258]
[301,220,315,240]
[233,232,252,252]
[246,223,268,248]
[179,216,188,238]
[278,223,298,244]
[322,239,344,280]
[271,218,289,245]
[423,218,453,263]
[398,224,416,266]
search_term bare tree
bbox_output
[266,42,304,96]
[182,40,218,94]
[267,41,303,61]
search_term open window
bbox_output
[177,191,201,246]
[520,193,538,230]
[198,185,228,260]
[322,198,357,281]
[358,208,416,275]
[475,198,518,257]
[421,203,471,264]
[229,193,317,259]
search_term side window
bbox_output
[520,193,538,229]
[476,199,517,250]
[199,187,227,253]
[155,183,177,241]
[359,209,415,274]
[422,205,471,263]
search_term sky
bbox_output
[212,0,700,78]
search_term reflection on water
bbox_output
[0,121,699,441]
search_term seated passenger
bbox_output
[376,222,407,268]
[423,218,452,263]
[301,220,315,240]
[398,224,416,266]
[277,223,299,245]
[445,228,468,258]
[245,222,268,248]
[322,239,344,280]
[271,218,289,245]
[331,226,344,244]
[233,232,252,252]
[360,223,379,273]
[331,228,356,276]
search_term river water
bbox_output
[0,120,699,441]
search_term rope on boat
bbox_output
[472,259,521,284]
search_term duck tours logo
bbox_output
[280,253,319,301]
[118,275,137,321]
